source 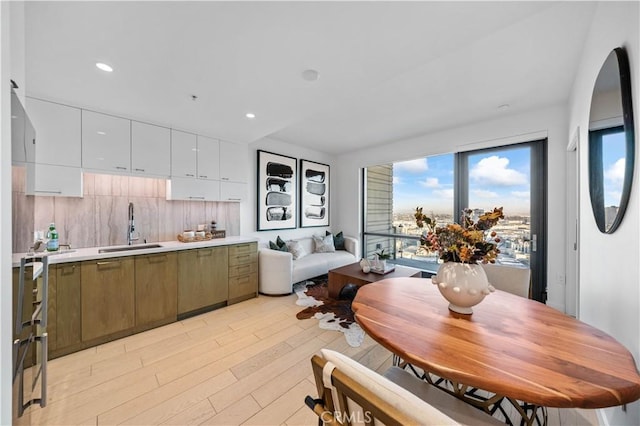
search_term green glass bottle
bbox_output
[46,222,59,251]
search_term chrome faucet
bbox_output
[127,202,139,245]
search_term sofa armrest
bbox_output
[258,248,294,295]
[343,236,360,258]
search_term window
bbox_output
[363,140,547,302]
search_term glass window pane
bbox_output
[467,147,531,267]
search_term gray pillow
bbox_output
[286,240,308,260]
[313,234,336,253]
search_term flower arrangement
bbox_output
[414,207,504,264]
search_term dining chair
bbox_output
[481,263,531,298]
[306,349,502,425]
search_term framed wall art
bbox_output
[300,159,329,227]
[257,150,297,231]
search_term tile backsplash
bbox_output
[12,168,240,252]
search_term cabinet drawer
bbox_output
[228,262,257,277]
[229,243,257,258]
[229,252,257,267]
[228,273,258,300]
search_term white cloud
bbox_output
[419,177,440,188]
[606,191,622,206]
[511,191,530,198]
[605,158,625,183]
[394,158,428,173]
[393,176,401,184]
[470,156,527,186]
[472,189,499,198]
[433,189,454,199]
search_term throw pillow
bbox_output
[269,236,288,252]
[313,234,336,253]
[286,240,308,260]
[327,230,345,250]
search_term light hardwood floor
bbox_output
[27,293,599,425]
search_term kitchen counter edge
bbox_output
[12,236,259,267]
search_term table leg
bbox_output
[397,360,548,426]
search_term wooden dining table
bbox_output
[352,278,640,424]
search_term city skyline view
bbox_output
[392,148,532,216]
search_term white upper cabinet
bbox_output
[219,141,248,183]
[26,163,83,197]
[220,181,247,202]
[82,110,131,173]
[196,135,220,180]
[11,91,36,164]
[171,129,197,178]
[27,97,81,167]
[131,121,171,177]
[166,176,220,201]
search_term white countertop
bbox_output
[12,236,259,267]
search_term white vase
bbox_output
[431,262,495,314]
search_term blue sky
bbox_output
[393,147,531,216]
[602,131,625,207]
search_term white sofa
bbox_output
[258,235,359,295]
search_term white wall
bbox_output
[568,2,639,425]
[246,137,336,245]
[334,104,569,311]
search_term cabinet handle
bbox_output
[236,276,250,284]
[189,196,205,200]
[61,265,76,275]
[97,260,121,266]
[134,168,145,172]
[185,173,195,177]
[35,190,62,194]
[197,249,213,257]
[115,166,128,170]
[227,198,241,201]
[199,175,208,179]
[235,255,250,263]
[221,177,229,181]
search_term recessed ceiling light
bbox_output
[96,62,113,72]
[96,131,106,135]
[246,113,256,119]
[301,69,320,82]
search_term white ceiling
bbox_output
[24,1,596,155]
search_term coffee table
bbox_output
[327,262,422,298]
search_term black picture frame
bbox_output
[257,150,297,231]
[300,159,330,228]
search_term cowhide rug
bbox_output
[295,276,365,347]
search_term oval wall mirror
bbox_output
[588,47,635,234]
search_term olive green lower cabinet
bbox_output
[81,257,135,343]
[49,263,82,357]
[135,252,178,329]
[228,242,258,304]
[177,247,229,316]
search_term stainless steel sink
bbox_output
[98,243,162,253]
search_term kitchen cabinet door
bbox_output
[196,135,220,180]
[131,121,171,177]
[135,252,178,327]
[53,263,82,351]
[219,141,248,183]
[26,163,83,197]
[177,247,228,315]
[81,257,135,342]
[166,177,220,201]
[220,181,247,202]
[27,97,82,167]
[82,110,131,173]
[171,129,197,178]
